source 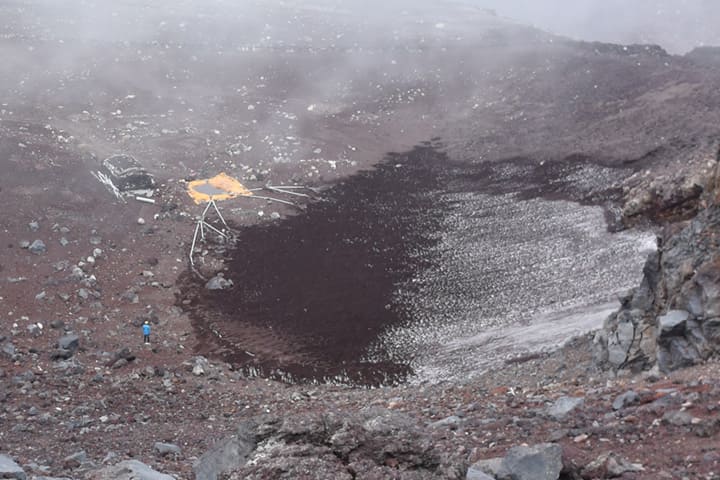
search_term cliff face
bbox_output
[596,147,720,372]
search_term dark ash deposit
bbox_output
[181,144,654,385]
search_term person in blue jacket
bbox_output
[143,321,151,344]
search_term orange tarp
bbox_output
[187,173,253,204]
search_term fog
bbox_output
[477,0,720,54]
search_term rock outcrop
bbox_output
[596,154,720,372]
[196,408,465,480]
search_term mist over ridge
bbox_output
[476,0,720,54]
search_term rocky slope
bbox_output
[2,1,720,479]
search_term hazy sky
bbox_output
[475,0,720,54]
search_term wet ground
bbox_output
[181,144,655,385]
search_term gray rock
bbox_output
[496,443,563,480]
[662,409,693,426]
[607,321,636,367]
[57,334,79,353]
[658,310,690,336]
[62,451,87,469]
[657,335,701,372]
[1,342,17,360]
[154,442,181,457]
[59,237,69,247]
[0,454,26,480]
[89,460,175,480]
[194,419,257,480]
[429,415,462,429]
[51,349,74,361]
[465,466,496,480]
[27,324,42,336]
[112,358,129,369]
[583,452,644,477]
[19,240,30,249]
[546,396,584,420]
[69,267,84,281]
[28,240,47,255]
[466,457,502,479]
[606,455,645,478]
[612,390,640,410]
[205,275,233,291]
[28,221,39,232]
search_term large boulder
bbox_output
[0,454,26,480]
[28,239,47,255]
[466,457,502,480]
[197,409,464,479]
[495,443,563,480]
[546,397,584,421]
[87,460,175,480]
[57,334,79,352]
[194,419,258,480]
[205,275,233,291]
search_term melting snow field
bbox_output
[371,191,655,383]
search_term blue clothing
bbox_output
[143,324,151,335]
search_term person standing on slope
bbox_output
[143,321,151,344]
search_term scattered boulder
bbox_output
[0,454,26,480]
[429,415,462,430]
[465,468,496,480]
[662,409,694,426]
[466,457,503,479]
[52,334,80,360]
[57,334,79,353]
[49,320,65,330]
[28,240,46,255]
[582,452,644,478]
[1,342,17,360]
[154,442,181,457]
[205,275,233,291]
[495,443,563,480]
[612,390,639,411]
[87,460,174,480]
[546,396,584,420]
[62,450,87,469]
[106,348,136,368]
